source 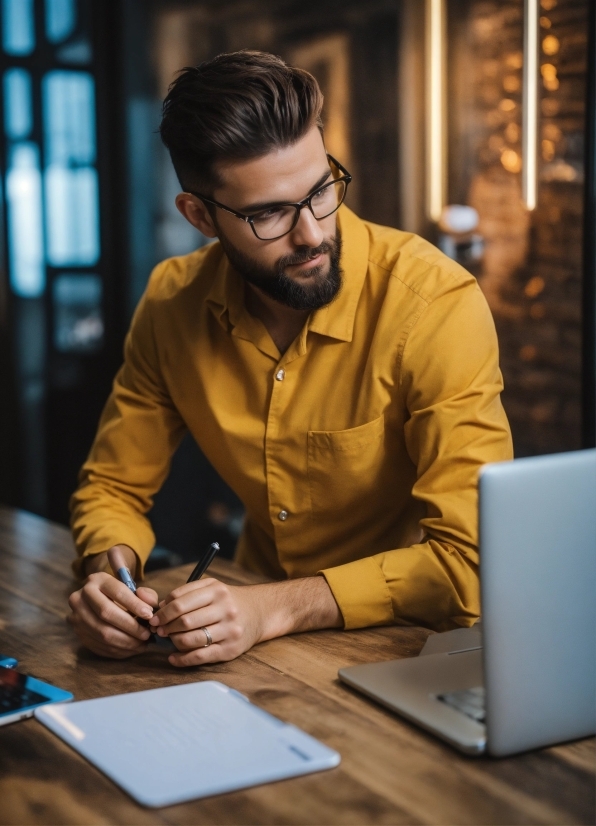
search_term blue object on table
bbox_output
[1,668,73,726]
[0,654,18,668]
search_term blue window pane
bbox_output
[45,0,76,44]
[3,69,32,140]
[2,0,35,56]
[43,71,96,165]
[43,70,99,266]
[53,274,103,353]
[45,166,99,266]
[6,143,45,297]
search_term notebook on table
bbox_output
[35,680,340,807]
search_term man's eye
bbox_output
[253,207,283,222]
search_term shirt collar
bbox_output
[205,204,369,345]
[205,247,244,330]
[306,205,369,343]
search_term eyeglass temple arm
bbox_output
[194,193,251,222]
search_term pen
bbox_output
[186,542,220,583]
[107,547,154,632]
[148,542,219,652]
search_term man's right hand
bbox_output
[68,546,158,659]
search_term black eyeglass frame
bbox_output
[187,154,352,240]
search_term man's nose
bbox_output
[289,206,325,249]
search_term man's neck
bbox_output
[244,284,309,356]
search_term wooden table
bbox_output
[0,506,593,826]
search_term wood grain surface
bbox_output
[0,506,593,825]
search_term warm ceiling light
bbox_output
[542,35,559,55]
[523,0,539,210]
[425,0,446,223]
[501,149,523,173]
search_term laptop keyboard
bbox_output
[437,686,486,723]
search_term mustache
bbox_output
[277,240,334,269]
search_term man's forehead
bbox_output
[213,126,329,205]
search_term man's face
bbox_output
[199,125,343,311]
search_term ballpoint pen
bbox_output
[107,546,155,633]
[109,542,221,590]
[186,542,220,583]
[151,542,220,649]
[108,547,180,650]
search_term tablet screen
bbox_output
[0,668,48,714]
[0,667,73,723]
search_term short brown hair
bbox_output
[160,50,324,194]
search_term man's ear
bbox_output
[175,193,218,238]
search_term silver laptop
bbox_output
[339,449,596,756]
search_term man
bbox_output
[68,51,512,667]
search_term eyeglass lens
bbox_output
[252,180,347,240]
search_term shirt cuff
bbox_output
[71,551,108,579]
[319,556,394,630]
[71,521,153,579]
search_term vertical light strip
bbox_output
[522,0,539,210]
[426,0,446,222]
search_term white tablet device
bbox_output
[36,680,340,807]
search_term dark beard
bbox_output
[217,230,343,311]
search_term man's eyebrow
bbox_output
[238,169,332,214]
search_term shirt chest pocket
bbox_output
[307,415,388,514]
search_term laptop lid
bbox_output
[479,449,596,756]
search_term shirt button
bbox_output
[275,368,286,381]
[278,510,288,521]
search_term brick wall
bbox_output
[450,0,588,455]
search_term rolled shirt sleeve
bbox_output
[321,277,513,631]
[69,264,187,577]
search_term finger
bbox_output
[136,587,159,610]
[69,591,148,656]
[76,596,150,648]
[72,595,150,650]
[157,604,222,637]
[168,643,231,667]
[161,577,218,606]
[150,581,219,627]
[97,576,154,621]
[69,615,142,659]
[82,587,151,640]
[81,587,152,641]
[167,620,225,652]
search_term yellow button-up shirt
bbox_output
[71,206,512,631]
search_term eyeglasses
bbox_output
[188,154,352,241]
